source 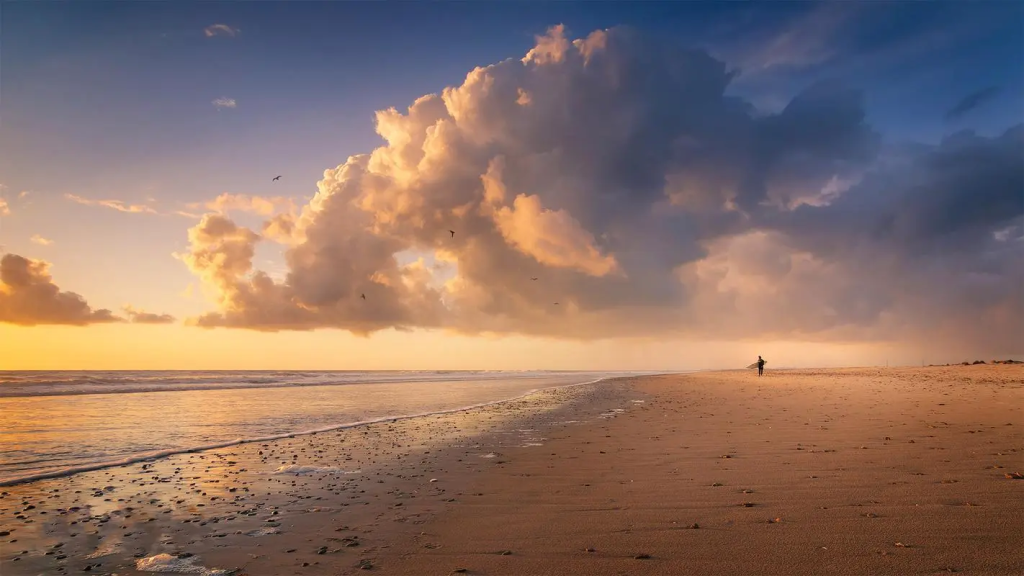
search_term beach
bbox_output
[0,370,633,486]
[1,366,1022,575]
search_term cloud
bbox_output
[65,193,157,214]
[204,24,239,38]
[946,86,1001,121]
[749,126,1024,352]
[0,254,121,326]
[261,213,300,244]
[722,3,861,76]
[1,190,36,216]
[489,191,621,277]
[177,25,1023,356]
[212,97,237,110]
[748,5,852,71]
[30,235,53,246]
[174,215,261,302]
[190,193,294,217]
[123,305,176,324]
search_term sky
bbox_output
[1,1,1021,370]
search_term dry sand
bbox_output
[1,366,1022,575]
[378,366,1024,576]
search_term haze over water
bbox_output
[0,370,649,485]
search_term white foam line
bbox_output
[0,372,567,399]
[0,374,643,487]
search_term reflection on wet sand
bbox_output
[0,379,640,575]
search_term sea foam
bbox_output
[270,465,361,475]
[135,553,229,575]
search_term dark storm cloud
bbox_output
[176,25,1022,354]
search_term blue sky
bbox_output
[0,1,1020,368]
[5,2,1020,198]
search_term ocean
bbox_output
[0,370,650,486]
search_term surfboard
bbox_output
[746,360,768,369]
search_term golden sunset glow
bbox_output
[1,6,1021,576]
[1,15,1020,369]
[1,321,909,371]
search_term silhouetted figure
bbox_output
[757,355,765,377]
[360,293,366,300]
[272,175,281,181]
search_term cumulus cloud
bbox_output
[212,97,237,110]
[261,213,300,244]
[123,305,176,324]
[750,126,1024,352]
[30,235,53,246]
[204,24,239,38]
[65,193,157,214]
[0,254,121,326]
[177,25,1023,356]
[490,192,621,277]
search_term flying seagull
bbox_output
[360,293,366,300]
[272,175,281,181]
[553,302,559,305]
[449,230,455,238]
[530,277,538,281]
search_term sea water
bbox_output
[0,370,649,485]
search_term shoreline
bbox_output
[0,373,649,487]
[2,366,1021,575]
[0,370,659,399]
[0,375,646,575]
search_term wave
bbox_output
[0,374,630,487]
[0,370,591,398]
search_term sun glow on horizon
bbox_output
[0,322,933,371]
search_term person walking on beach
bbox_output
[757,355,765,377]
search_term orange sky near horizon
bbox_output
[0,322,922,371]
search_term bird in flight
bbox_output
[449,230,455,238]
[272,175,281,181]
[530,277,538,281]
[360,293,366,300]
[553,302,559,305]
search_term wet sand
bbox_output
[1,367,1022,575]
[0,378,642,575]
